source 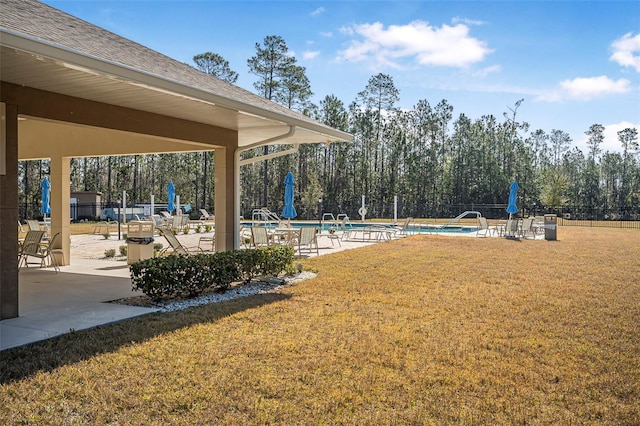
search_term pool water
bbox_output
[244,221,479,234]
[410,225,478,234]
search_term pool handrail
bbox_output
[440,211,482,229]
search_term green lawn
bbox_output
[2,227,639,424]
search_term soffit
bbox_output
[0,33,351,148]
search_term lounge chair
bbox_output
[297,226,319,256]
[157,228,206,255]
[151,214,168,230]
[250,226,271,248]
[396,217,414,236]
[199,209,215,221]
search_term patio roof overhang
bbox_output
[1,28,352,160]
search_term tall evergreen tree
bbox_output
[247,35,297,207]
[193,52,239,83]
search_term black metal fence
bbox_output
[19,201,640,230]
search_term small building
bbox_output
[70,191,102,221]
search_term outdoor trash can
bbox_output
[544,214,557,241]
[126,221,155,264]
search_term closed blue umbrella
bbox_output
[167,181,175,213]
[505,180,519,237]
[281,172,297,219]
[506,181,519,215]
[40,177,51,218]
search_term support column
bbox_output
[49,156,71,265]
[1,103,19,319]
[214,143,237,251]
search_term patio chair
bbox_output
[324,222,342,246]
[27,219,42,231]
[250,226,271,248]
[504,218,519,238]
[520,217,535,239]
[198,232,215,251]
[476,217,493,237]
[18,230,49,270]
[199,209,215,221]
[48,232,65,270]
[239,225,252,249]
[173,214,189,230]
[157,228,205,255]
[297,226,319,256]
[338,216,354,241]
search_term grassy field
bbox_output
[2,227,639,424]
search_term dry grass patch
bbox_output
[1,227,639,424]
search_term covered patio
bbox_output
[0,0,351,320]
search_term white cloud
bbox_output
[303,50,320,60]
[320,31,333,38]
[537,76,631,102]
[610,32,640,72]
[311,7,325,17]
[337,20,492,68]
[451,16,486,26]
[473,64,501,78]
[575,121,640,154]
[561,76,630,99]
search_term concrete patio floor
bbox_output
[0,258,159,351]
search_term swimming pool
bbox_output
[408,225,479,234]
[244,221,479,235]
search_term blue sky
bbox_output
[44,0,639,154]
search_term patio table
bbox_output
[272,227,300,246]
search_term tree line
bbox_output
[18,36,639,221]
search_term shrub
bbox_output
[204,224,212,233]
[104,248,116,258]
[119,245,127,256]
[129,246,294,300]
[261,245,295,277]
[235,249,264,284]
[183,226,190,234]
[209,251,240,290]
[102,232,111,240]
[130,255,209,300]
[195,225,202,233]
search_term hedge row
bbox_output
[129,245,295,300]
